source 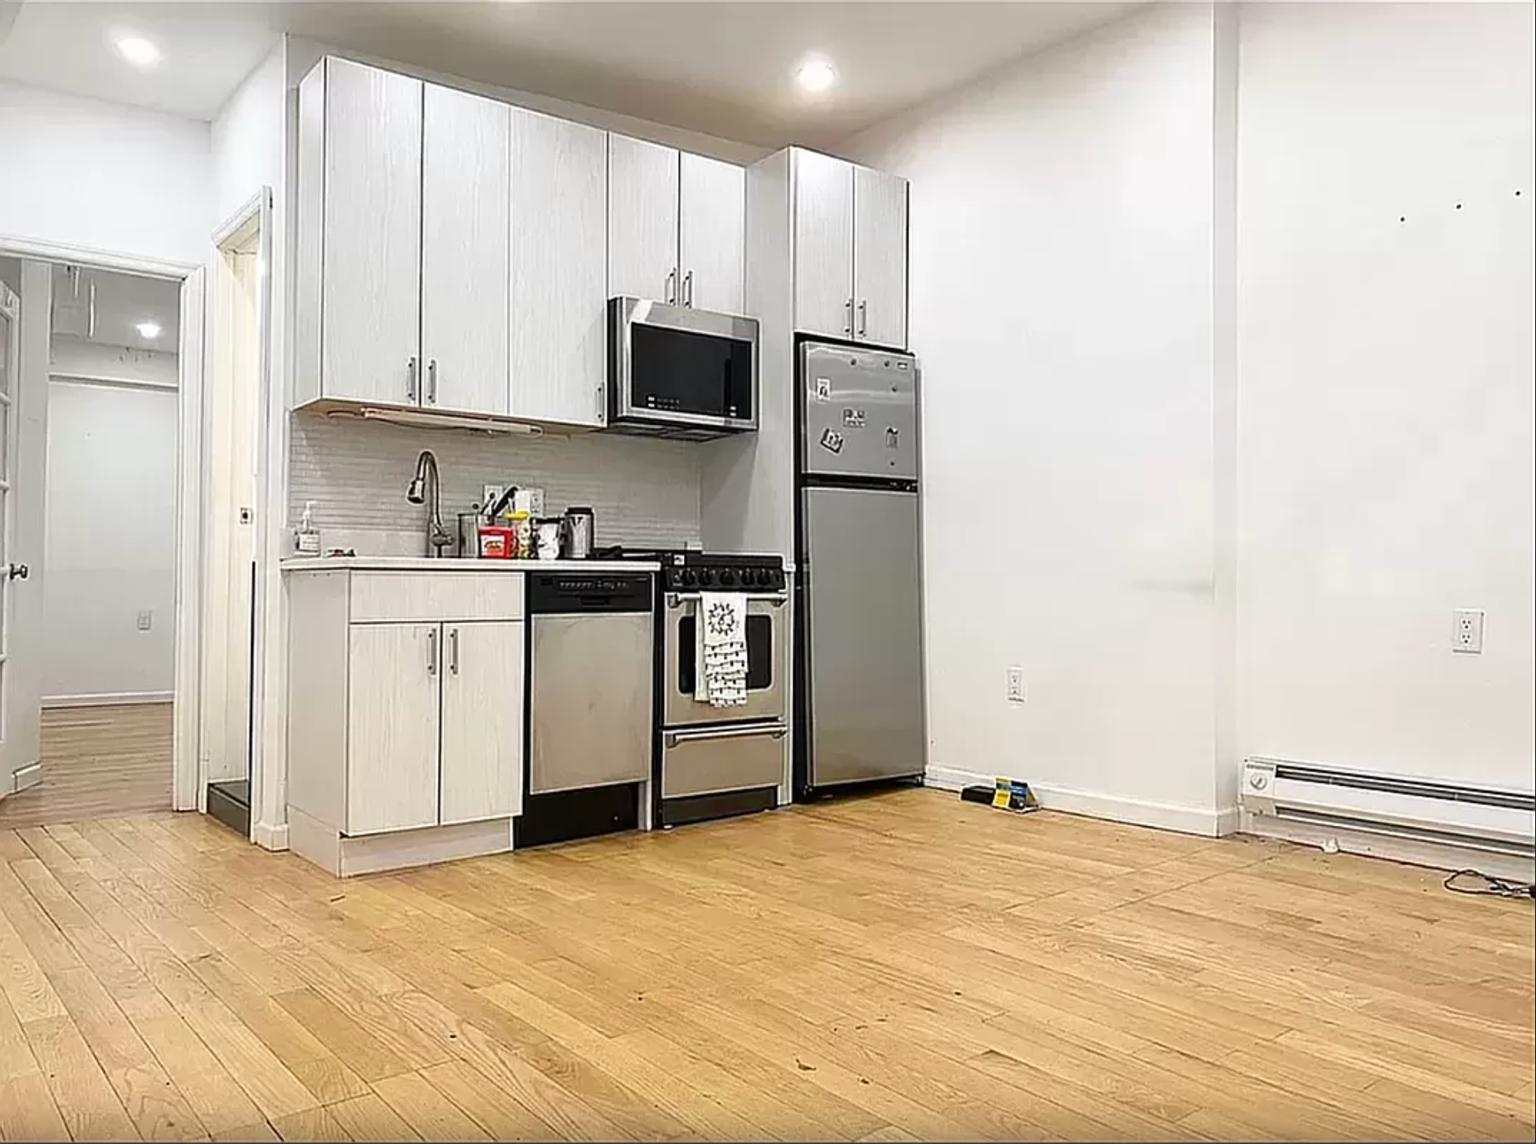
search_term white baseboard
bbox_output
[927,764,1236,838]
[1243,809,1536,884]
[42,691,173,709]
[11,762,42,794]
[252,820,289,851]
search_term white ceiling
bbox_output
[0,1,1135,146]
[51,263,180,350]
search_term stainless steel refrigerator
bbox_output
[794,340,925,795]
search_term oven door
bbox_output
[663,592,787,726]
[609,296,759,432]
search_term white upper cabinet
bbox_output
[852,165,908,349]
[792,149,908,348]
[509,108,608,428]
[679,153,746,314]
[608,139,746,315]
[313,58,423,405]
[608,135,681,304]
[422,85,509,416]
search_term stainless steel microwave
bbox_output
[606,297,759,440]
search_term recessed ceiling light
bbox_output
[115,36,161,69]
[797,58,837,94]
[136,320,162,340]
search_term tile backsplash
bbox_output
[287,413,703,555]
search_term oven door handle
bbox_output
[666,592,787,607]
[664,724,788,748]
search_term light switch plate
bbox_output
[136,610,153,632]
[1006,666,1026,704]
[1452,608,1484,653]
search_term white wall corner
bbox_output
[252,820,289,851]
[927,764,1230,838]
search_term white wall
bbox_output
[0,81,213,265]
[844,3,1228,832]
[42,377,179,702]
[1236,1,1535,791]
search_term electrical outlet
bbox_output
[1006,666,1026,704]
[481,484,503,511]
[136,610,153,632]
[1452,608,1485,653]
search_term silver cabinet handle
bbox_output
[665,268,677,304]
[843,297,853,335]
[426,627,438,675]
[664,724,788,748]
[683,270,694,308]
[858,299,868,338]
[448,628,460,675]
[407,356,419,402]
[426,359,438,405]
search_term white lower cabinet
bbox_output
[440,621,524,825]
[346,623,442,835]
[286,570,526,875]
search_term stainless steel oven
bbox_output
[648,552,788,827]
[606,297,759,439]
[663,590,787,727]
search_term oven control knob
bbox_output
[681,570,697,587]
[699,569,715,586]
[720,569,736,586]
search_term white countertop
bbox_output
[281,556,660,573]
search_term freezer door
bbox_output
[803,486,924,787]
[800,341,917,481]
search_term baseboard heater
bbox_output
[1242,758,1535,858]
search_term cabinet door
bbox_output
[322,59,422,405]
[422,84,509,415]
[440,622,524,824]
[792,149,854,339]
[509,109,608,427]
[346,623,440,835]
[608,135,679,303]
[853,166,909,348]
[679,152,746,315]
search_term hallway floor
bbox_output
[0,704,172,830]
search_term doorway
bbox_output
[202,191,270,837]
[0,243,204,830]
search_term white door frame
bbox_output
[0,232,206,812]
[206,189,273,834]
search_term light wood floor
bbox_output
[0,704,173,831]
[0,788,1531,1142]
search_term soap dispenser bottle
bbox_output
[294,501,321,555]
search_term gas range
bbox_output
[591,547,789,829]
[591,548,786,594]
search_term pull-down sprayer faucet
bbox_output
[405,449,453,557]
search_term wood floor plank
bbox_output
[323,1092,421,1143]
[22,1014,139,1141]
[371,1070,492,1141]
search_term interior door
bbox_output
[792,149,855,339]
[0,284,20,789]
[346,623,440,834]
[608,135,680,303]
[852,166,909,348]
[803,486,925,787]
[322,58,423,405]
[679,152,745,314]
[421,83,509,415]
[509,108,608,427]
[440,621,523,824]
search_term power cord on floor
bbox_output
[1443,869,1536,900]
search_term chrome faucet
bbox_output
[405,449,453,557]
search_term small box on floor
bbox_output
[960,778,1038,813]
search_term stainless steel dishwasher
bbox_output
[514,571,654,847]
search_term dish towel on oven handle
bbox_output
[695,592,749,707]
